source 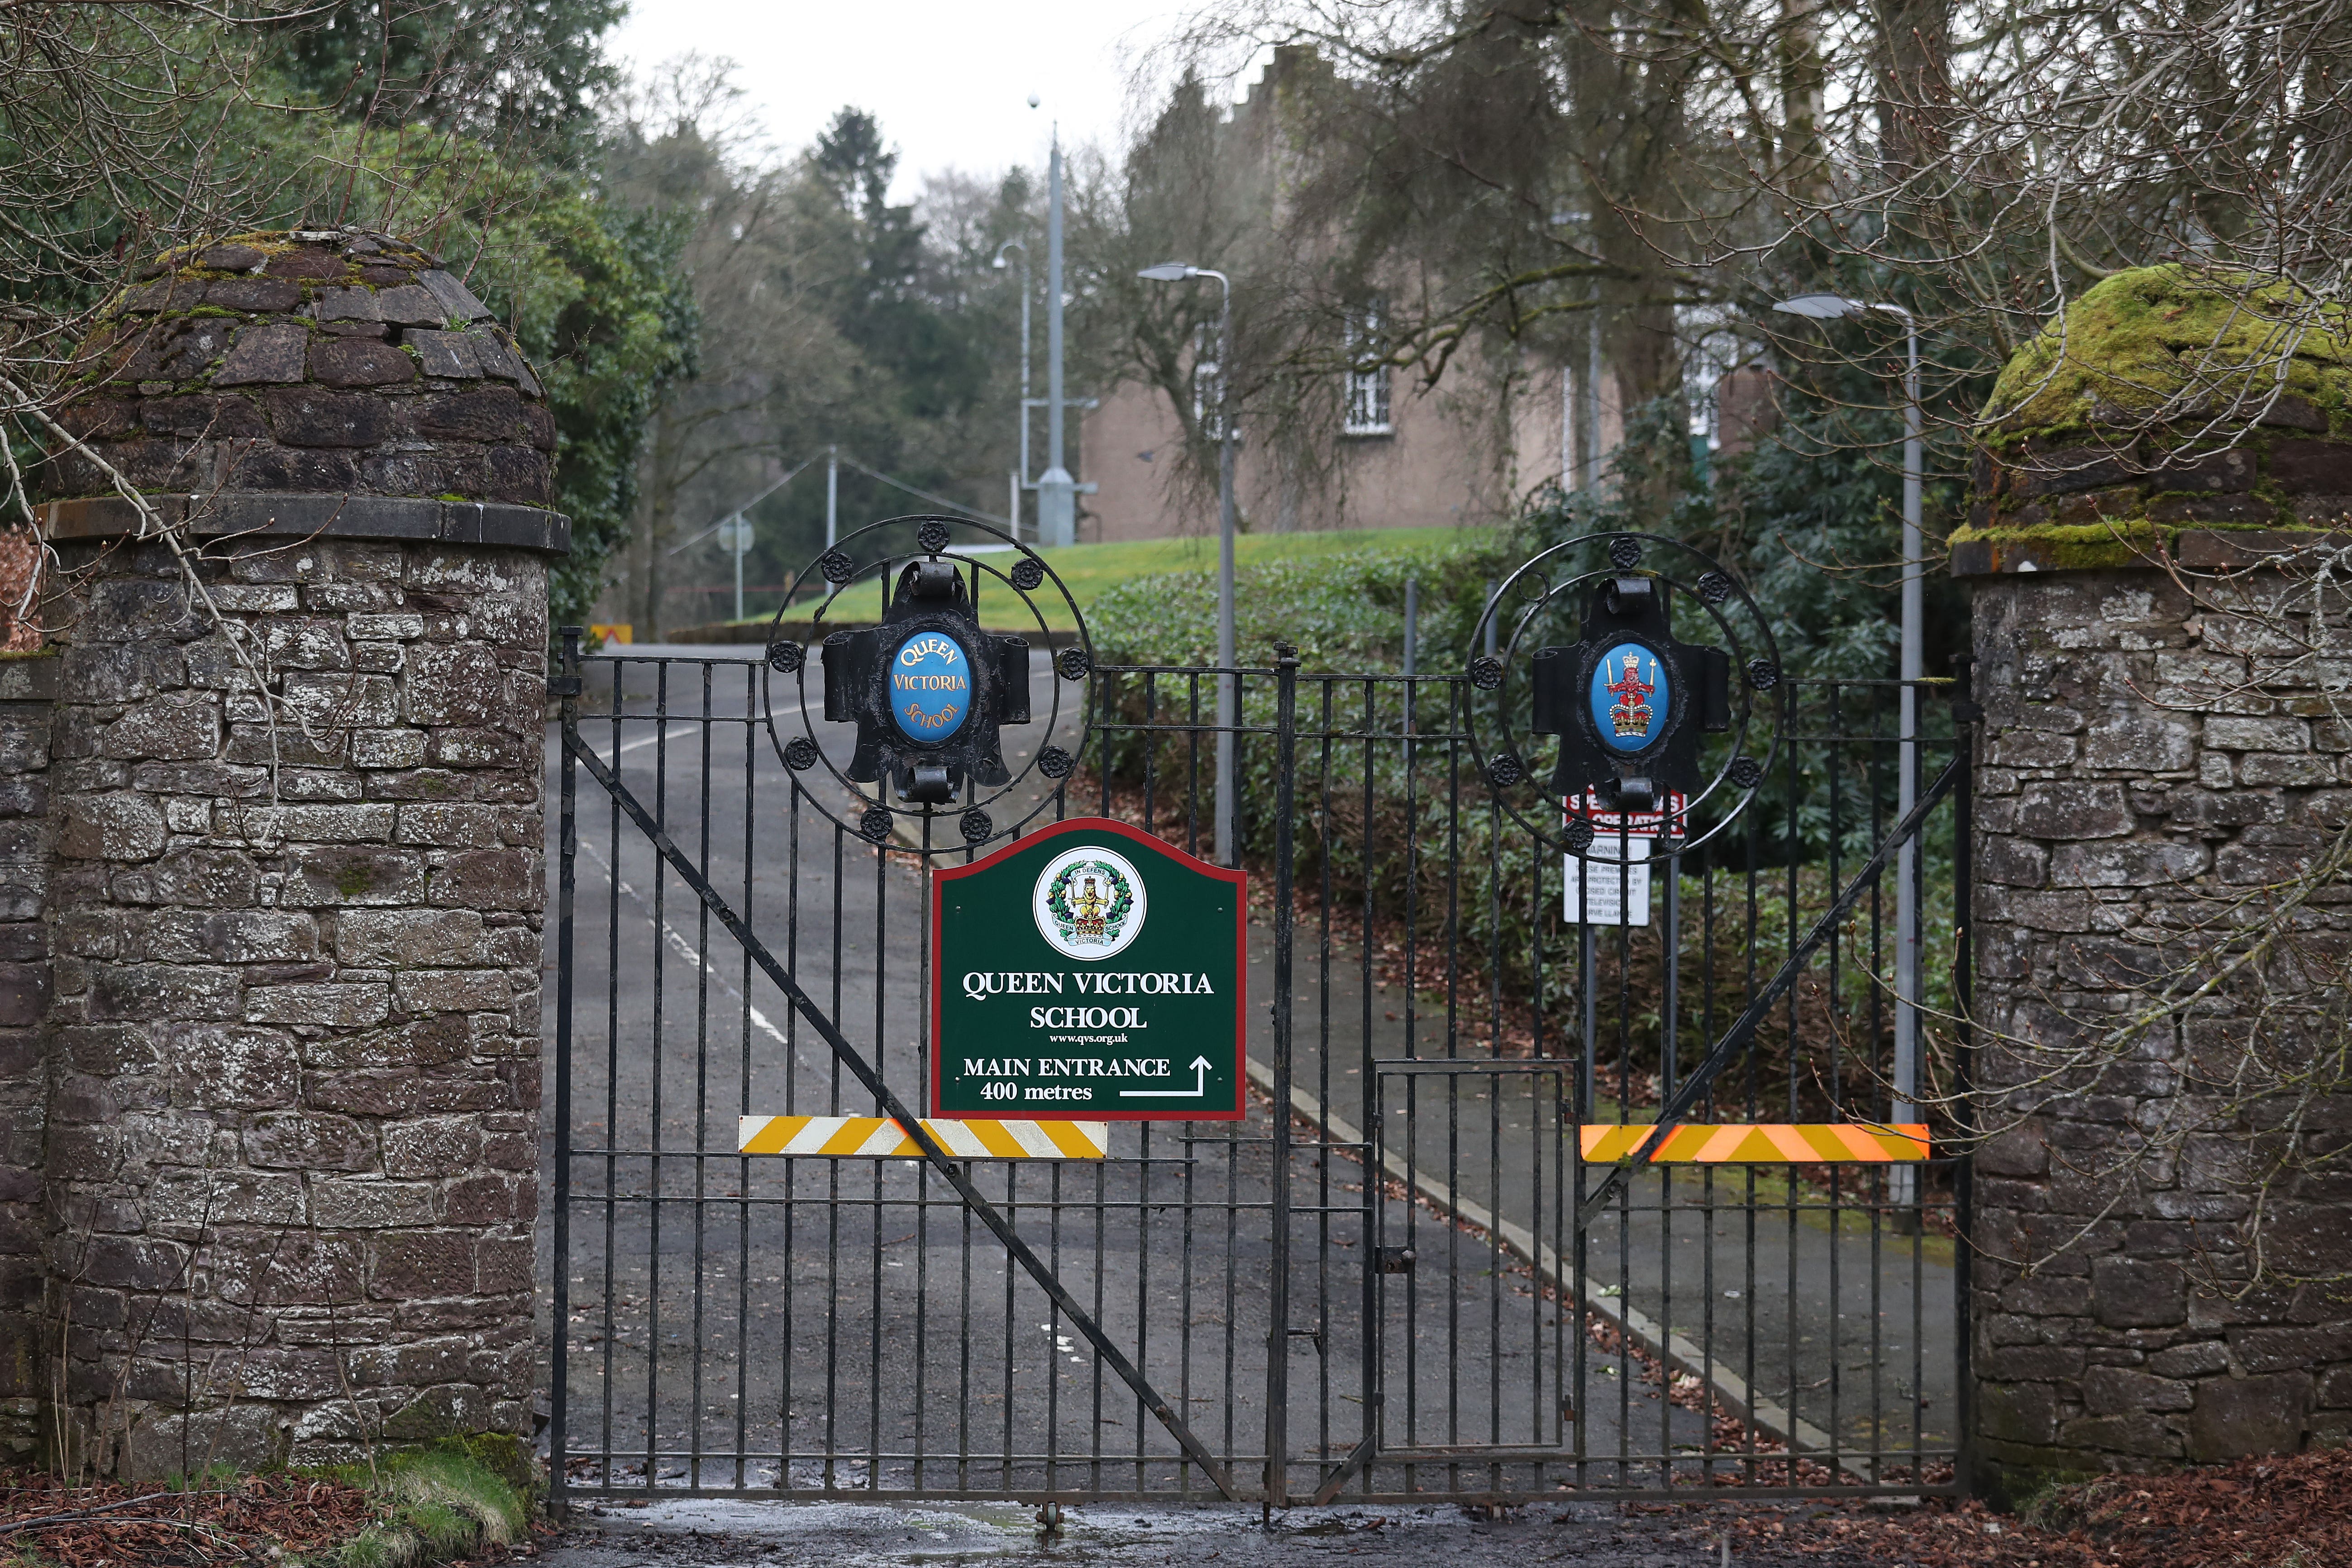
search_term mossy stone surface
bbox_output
[1982,264,2352,444]
[1958,265,2352,574]
[39,227,550,510]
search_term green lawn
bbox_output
[722,524,1498,635]
[1016,524,1494,629]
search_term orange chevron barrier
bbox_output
[737,1115,1108,1159]
[1579,1123,1929,1163]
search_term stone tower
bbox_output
[10,229,567,1474]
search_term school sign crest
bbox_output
[1033,845,1146,959]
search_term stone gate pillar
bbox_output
[1955,267,2352,1496]
[31,230,567,1473]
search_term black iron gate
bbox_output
[544,521,1973,1507]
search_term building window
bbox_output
[1192,323,1229,442]
[1343,301,1392,436]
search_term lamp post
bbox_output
[825,443,839,550]
[993,240,1030,540]
[1036,127,1078,548]
[1140,261,1237,865]
[1772,291,1923,1170]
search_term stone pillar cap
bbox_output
[1957,265,2352,577]
[36,228,569,555]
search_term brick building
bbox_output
[1072,50,1769,545]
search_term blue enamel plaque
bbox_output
[892,631,972,742]
[1589,642,1668,753]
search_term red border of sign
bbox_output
[929,816,1249,1121]
[1565,789,1690,839]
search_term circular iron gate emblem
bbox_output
[1033,846,1148,961]
[890,631,973,742]
[1462,531,1784,861]
[764,514,1097,858]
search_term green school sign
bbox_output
[930,817,1246,1121]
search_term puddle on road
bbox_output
[564,1496,1586,1563]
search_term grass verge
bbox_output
[679,522,1498,636]
[323,1434,539,1567]
[0,1434,541,1568]
[1019,524,1495,631]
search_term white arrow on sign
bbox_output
[1120,1056,1213,1099]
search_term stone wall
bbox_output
[1969,566,2352,1491]
[0,656,55,1463]
[36,534,549,1474]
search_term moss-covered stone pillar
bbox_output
[1957,267,2352,1496]
[31,230,567,1475]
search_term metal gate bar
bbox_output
[1573,748,1966,1225]
[559,734,1237,1497]
[1251,666,1969,1501]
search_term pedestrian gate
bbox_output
[546,520,1973,1507]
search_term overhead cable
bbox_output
[666,457,817,555]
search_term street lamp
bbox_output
[1772,291,1924,1168]
[1037,126,1077,548]
[1140,261,1238,866]
[994,240,1030,539]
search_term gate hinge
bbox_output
[547,675,582,698]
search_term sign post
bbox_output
[932,818,1246,1121]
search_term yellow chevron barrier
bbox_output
[1579,1123,1930,1164]
[736,1116,1109,1159]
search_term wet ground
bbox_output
[538,1496,1863,1567]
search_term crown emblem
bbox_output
[1040,853,1141,954]
[1603,650,1655,739]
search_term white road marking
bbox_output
[574,835,823,1081]
[578,694,811,767]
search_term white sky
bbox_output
[610,0,1234,195]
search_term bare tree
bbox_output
[1627,0,2352,477]
[1142,0,2352,513]
[1,4,301,505]
[1106,14,1726,529]
[595,60,891,636]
